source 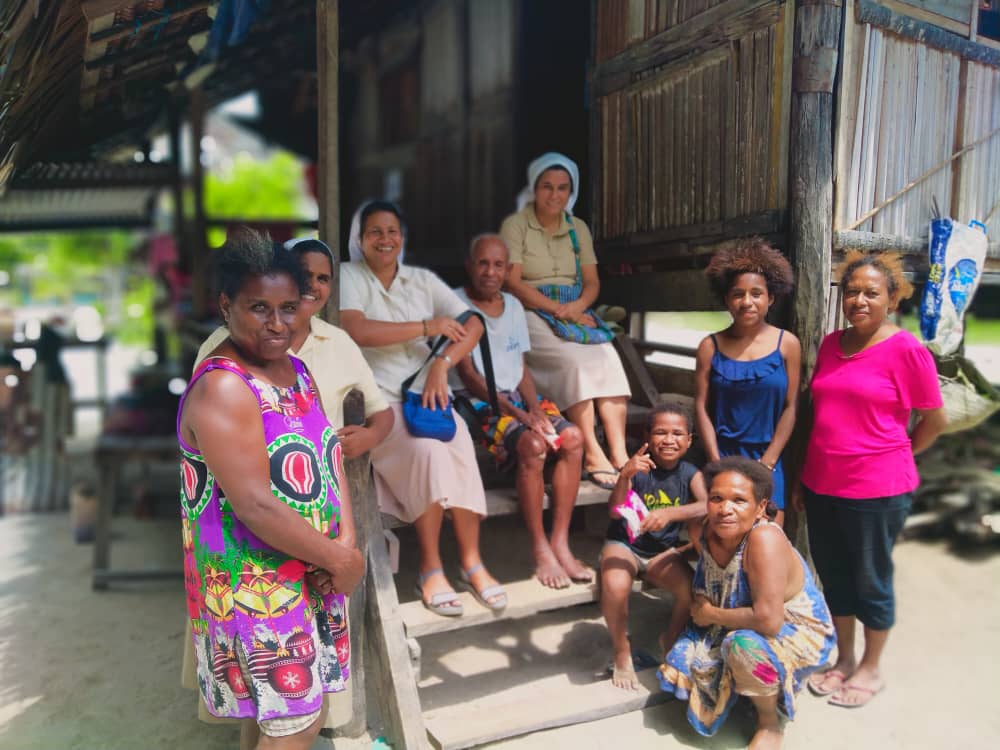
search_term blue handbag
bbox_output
[399,310,499,442]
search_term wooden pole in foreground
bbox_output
[317,0,340,323]
[787,0,843,547]
[189,86,209,321]
[317,4,426,747]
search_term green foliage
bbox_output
[203,152,305,247]
[0,229,152,346]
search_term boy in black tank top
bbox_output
[599,403,707,690]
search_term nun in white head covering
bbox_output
[338,198,506,617]
[347,199,405,263]
[515,151,581,214]
[499,152,632,490]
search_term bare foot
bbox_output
[534,548,571,589]
[748,726,783,750]
[552,542,594,583]
[610,650,638,690]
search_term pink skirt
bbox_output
[370,402,487,523]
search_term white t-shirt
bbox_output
[452,288,531,392]
[340,261,471,401]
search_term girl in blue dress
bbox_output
[694,238,800,527]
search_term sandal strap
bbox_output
[427,591,460,606]
[462,563,484,578]
[418,567,444,585]
[475,584,506,602]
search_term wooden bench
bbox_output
[91,434,183,589]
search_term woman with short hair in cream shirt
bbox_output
[340,200,506,617]
[500,153,631,490]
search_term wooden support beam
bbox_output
[168,99,187,275]
[613,334,661,408]
[591,0,780,97]
[788,0,841,374]
[81,0,134,22]
[86,22,209,70]
[834,229,1000,257]
[89,1,210,44]
[189,86,208,320]
[787,0,843,550]
[343,387,428,748]
[317,0,340,323]
[339,391,371,740]
[857,0,1000,65]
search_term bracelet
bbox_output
[422,320,428,336]
[758,459,775,471]
[434,353,453,366]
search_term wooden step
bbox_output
[401,577,601,638]
[382,482,610,529]
[423,664,670,750]
[402,575,645,638]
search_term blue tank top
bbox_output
[709,331,787,445]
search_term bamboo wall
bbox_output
[592,0,790,256]
[342,0,519,268]
[595,0,731,62]
[835,7,1000,243]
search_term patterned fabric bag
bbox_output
[532,213,616,345]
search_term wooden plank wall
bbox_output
[596,0,731,62]
[834,13,1000,244]
[342,0,517,271]
[593,0,789,255]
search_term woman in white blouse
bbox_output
[340,201,506,616]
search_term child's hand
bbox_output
[639,508,673,534]
[620,443,655,481]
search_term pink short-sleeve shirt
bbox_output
[801,329,942,498]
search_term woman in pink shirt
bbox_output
[795,251,946,709]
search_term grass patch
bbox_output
[899,314,1000,346]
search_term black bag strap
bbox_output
[400,310,500,415]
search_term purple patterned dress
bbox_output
[178,355,350,722]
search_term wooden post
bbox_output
[189,86,209,320]
[168,100,186,271]
[340,390,427,748]
[787,0,843,547]
[340,390,370,738]
[317,0,340,323]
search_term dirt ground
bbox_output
[1,511,998,750]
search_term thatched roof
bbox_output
[0,0,329,191]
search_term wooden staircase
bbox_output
[341,390,681,750]
[390,485,669,750]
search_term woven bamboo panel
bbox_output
[952,62,1000,236]
[838,25,963,236]
[597,24,779,239]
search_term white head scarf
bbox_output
[348,200,406,263]
[515,152,580,214]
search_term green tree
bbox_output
[203,151,305,247]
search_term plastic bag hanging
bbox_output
[919,218,988,356]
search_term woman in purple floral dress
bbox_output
[177,230,364,749]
